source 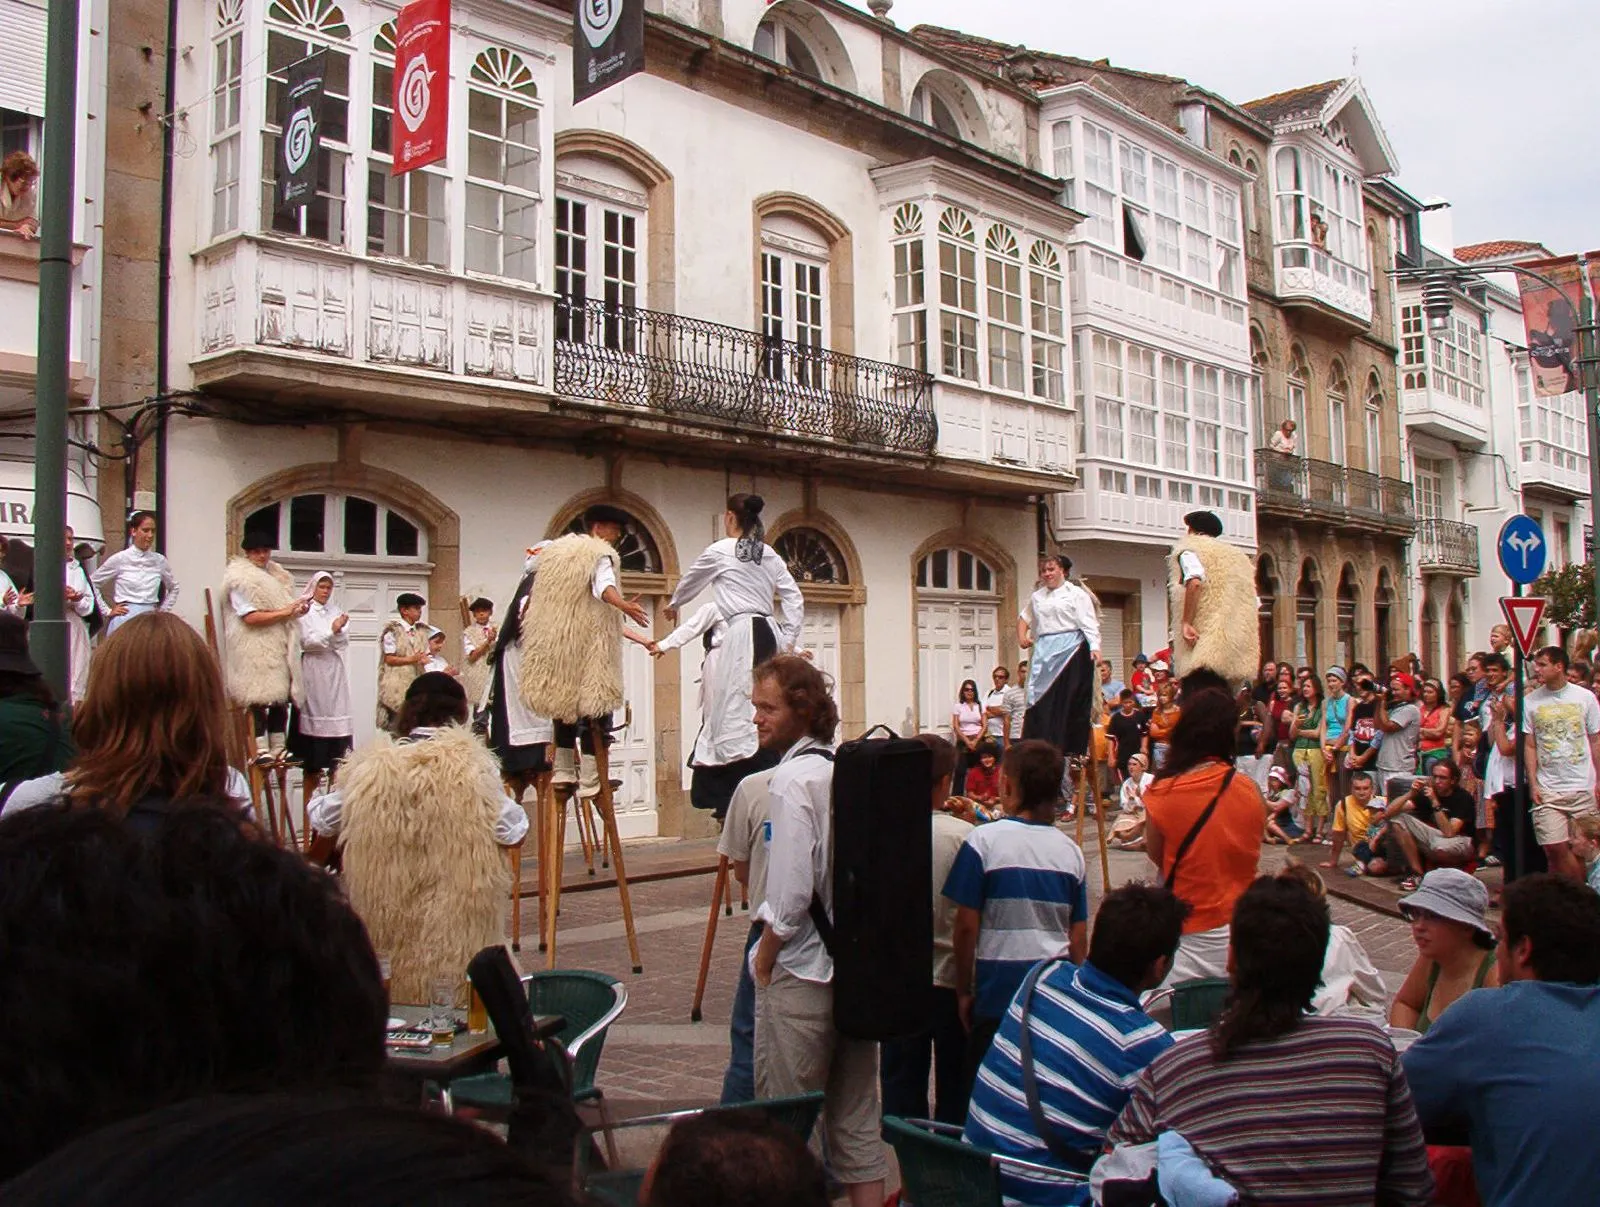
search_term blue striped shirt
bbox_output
[965,960,1173,1206]
[941,817,1088,1020]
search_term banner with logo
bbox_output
[393,0,450,175]
[276,50,326,213]
[574,0,645,104]
[1516,255,1585,398]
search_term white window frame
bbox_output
[761,238,828,389]
[1428,311,1484,406]
[210,21,244,237]
[260,7,352,246]
[1092,332,1125,459]
[1400,303,1427,390]
[937,206,980,382]
[366,28,449,268]
[984,224,1026,393]
[557,188,644,349]
[1027,241,1065,403]
[891,202,927,372]
[465,69,542,283]
[1127,343,1157,465]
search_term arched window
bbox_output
[1243,153,1261,233]
[1327,360,1349,465]
[760,210,831,388]
[244,493,425,560]
[754,12,824,81]
[910,81,962,139]
[937,207,979,381]
[1336,564,1359,667]
[1295,559,1320,669]
[1420,595,1439,678]
[984,224,1024,393]
[916,545,1002,732]
[1286,344,1310,436]
[775,527,848,585]
[365,22,448,268]
[562,510,661,574]
[1374,567,1397,673]
[1257,554,1279,662]
[465,48,542,282]
[1249,324,1269,442]
[1028,241,1065,402]
[1365,372,1385,473]
[891,202,927,372]
[209,0,245,237]
[917,547,995,594]
[261,0,351,243]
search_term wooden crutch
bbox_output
[691,855,731,1021]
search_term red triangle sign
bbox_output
[1500,596,1547,660]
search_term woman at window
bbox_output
[1018,552,1101,757]
[90,511,179,636]
[291,571,354,809]
[950,679,985,795]
[1291,676,1328,844]
[665,494,804,820]
[1417,679,1453,772]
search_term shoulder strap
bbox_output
[791,746,838,954]
[1163,766,1236,891]
[1017,959,1096,1173]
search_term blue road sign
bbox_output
[1497,515,1548,585]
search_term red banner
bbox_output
[1516,255,1584,397]
[392,0,449,175]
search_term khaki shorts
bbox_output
[1389,812,1474,862]
[1532,790,1599,847]
[755,966,888,1185]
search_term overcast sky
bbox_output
[889,0,1598,255]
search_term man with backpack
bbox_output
[750,655,887,1207]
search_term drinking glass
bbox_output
[428,977,456,1045]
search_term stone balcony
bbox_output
[1254,447,1414,536]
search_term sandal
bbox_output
[1399,875,1421,892]
[1482,855,1502,868]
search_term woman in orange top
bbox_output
[1146,680,1182,769]
[1144,686,1266,986]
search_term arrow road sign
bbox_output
[1497,515,1547,586]
[1500,596,1548,660]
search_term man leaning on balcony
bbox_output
[1268,419,1299,493]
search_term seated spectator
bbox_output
[1106,875,1433,1204]
[1264,764,1302,844]
[0,806,388,1181]
[1388,869,1499,1034]
[962,741,1002,808]
[309,672,525,1006]
[0,1094,578,1207]
[965,884,1189,1206]
[643,1108,827,1207]
[1404,875,1600,1205]
[1108,753,1151,849]
[1321,768,1382,872]
[0,613,72,787]
[946,740,1088,1100]
[1143,688,1267,986]
[880,733,971,1125]
[1573,813,1600,894]
[1371,760,1476,889]
[1277,865,1387,1016]
[1,611,251,822]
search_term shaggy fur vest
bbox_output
[519,534,623,723]
[377,620,428,714]
[1167,534,1261,686]
[221,557,302,707]
[338,725,510,1006]
[460,622,493,710]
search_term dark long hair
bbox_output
[728,493,765,563]
[1211,875,1329,1059]
[1152,688,1237,782]
[489,569,536,668]
[394,673,468,733]
[957,678,980,705]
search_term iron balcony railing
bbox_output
[1254,448,1415,533]
[552,298,938,455]
[1415,518,1481,576]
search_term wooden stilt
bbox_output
[592,736,643,974]
[691,856,729,1022]
[508,841,523,952]
[538,771,558,956]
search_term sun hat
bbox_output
[1133,653,1149,665]
[1325,665,1348,682]
[1268,765,1291,785]
[1149,659,1170,673]
[1397,868,1494,942]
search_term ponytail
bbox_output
[728,494,766,564]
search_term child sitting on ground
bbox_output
[1573,813,1600,895]
[1265,764,1303,844]
[1109,752,1152,850]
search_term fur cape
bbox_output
[337,725,511,1006]
[377,620,428,716]
[459,622,493,711]
[1167,533,1261,686]
[220,557,302,707]
[519,533,624,722]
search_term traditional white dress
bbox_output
[64,557,94,704]
[668,539,803,767]
[296,574,353,739]
[89,546,179,634]
[1021,580,1101,756]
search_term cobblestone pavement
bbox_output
[517,826,1420,1117]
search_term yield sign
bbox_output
[1500,596,1548,660]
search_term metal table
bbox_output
[384,1002,565,1084]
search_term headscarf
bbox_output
[732,500,765,565]
[301,569,334,605]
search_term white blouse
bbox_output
[1022,582,1101,651]
[90,546,179,611]
[669,539,803,649]
[298,600,349,653]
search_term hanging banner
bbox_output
[393,0,450,175]
[573,0,644,104]
[276,50,327,213]
[1516,255,1584,397]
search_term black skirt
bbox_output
[286,709,353,774]
[690,747,781,821]
[1021,643,1095,757]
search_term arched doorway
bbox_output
[1446,584,1467,676]
[1336,564,1359,669]
[915,545,1001,732]
[770,514,867,736]
[1256,555,1279,664]
[1375,567,1397,674]
[1420,596,1439,678]
[1295,560,1321,670]
[547,492,679,837]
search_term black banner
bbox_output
[276,50,327,214]
[573,0,644,104]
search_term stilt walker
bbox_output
[519,505,655,973]
[1019,551,1101,757]
[1167,509,1261,691]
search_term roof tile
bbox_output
[1241,79,1344,124]
[1453,239,1546,262]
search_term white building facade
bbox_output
[1038,84,1255,678]
[158,0,1083,837]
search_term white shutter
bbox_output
[1099,600,1125,683]
[0,0,48,117]
[800,605,841,689]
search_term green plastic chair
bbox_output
[882,1116,1087,1207]
[449,969,626,1115]
[1170,976,1231,1031]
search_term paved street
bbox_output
[512,827,1421,1116]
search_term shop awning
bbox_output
[0,459,107,547]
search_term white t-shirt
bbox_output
[983,688,1009,738]
[1178,550,1206,583]
[1525,682,1600,795]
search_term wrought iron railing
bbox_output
[552,298,938,455]
[1254,448,1415,533]
[1415,518,1480,575]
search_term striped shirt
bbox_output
[942,817,1088,1020]
[965,960,1173,1206]
[1107,1016,1433,1206]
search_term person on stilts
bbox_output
[221,526,307,766]
[486,546,554,806]
[1019,551,1101,757]
[665,494,804,820]
[1167,509,1260,696]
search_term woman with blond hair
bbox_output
[0,612,251,823]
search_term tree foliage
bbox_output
[1531,561,1595,631]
